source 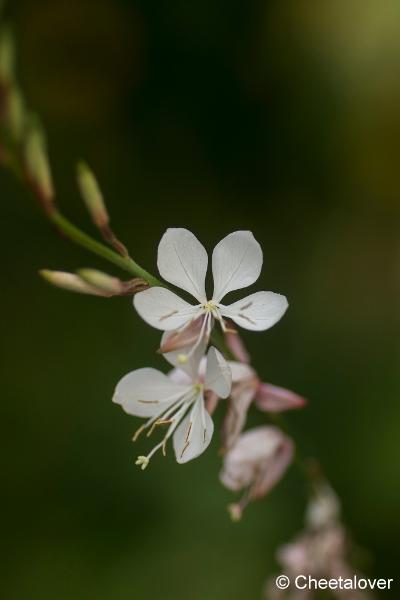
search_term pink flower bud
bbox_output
[255,383,306,413]
[221,363,258,451]
[224,330,250,363]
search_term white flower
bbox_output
[133,228,288,361]
[112,343,231,467]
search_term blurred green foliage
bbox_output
[1,0,399,598]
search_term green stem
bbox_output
[50,210,161,286]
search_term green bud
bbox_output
[0,26,15,84]
[77,268,123,294]
[77,161,108,227]
[7,86,25,142]
[24,116,54,205]
[39,270,104,296]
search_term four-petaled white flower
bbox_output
[134,228,289,362]
[113,343,231,468]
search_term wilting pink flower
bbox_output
[133,228,288,362]
[220,425,294,519]
[266,484,373,599]
[221,361,306,450]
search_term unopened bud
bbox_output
[39,270,104,296]
[77,268,123,294]
[126,277,149,293]
[7,86,25,142]
[77,161,108,228]
[0,26,15,85]
[24,117,54,208]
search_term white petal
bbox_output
[112,368,187,417]
[220,291,288,331]
[158,317,203,353]
[168,368,193,386]
[212,231,263,302]
[222,385,256,451]
[229,361,256,384]
[173,397,214,463]
[204,347,232,399]
[160,323,207,380]
[133,287,201,331]
[157,228,208,302]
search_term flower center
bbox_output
[193,382,203,395]
[203,300,217,313]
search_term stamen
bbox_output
[134,389,199,468]
[132,424,146,441]
[177,312,211,363]
[162,438,168,456]
[146,418,173,437]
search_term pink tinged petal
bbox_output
[220,291,288,331]
[167,367,193,386]
[224,330,251,363]
[255,383,307,413]
[204,390,219,415]
[133,287,200,331]
[211,231,263,302]
[228,361,256,384]
[251,432,294,499]
[173,397,214,463]
[219,426,294,499]
[222,385,256,451]
[161,329,208,381]
[157,228,208,302]
[158,316,204,353]
[204,346,232,399]
[112,368,188,417]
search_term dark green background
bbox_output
[1,1,399,598]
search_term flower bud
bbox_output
[77,268,124,294]
[224,330,250,363]
[255,383,306,413]
[39,270,104,296]
[77,162,108,228]
[305,483,341,530]
[0,26,15,85]
[24,116,54,208]
[7,85,25,142]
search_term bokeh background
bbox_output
[1,0,399,598]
